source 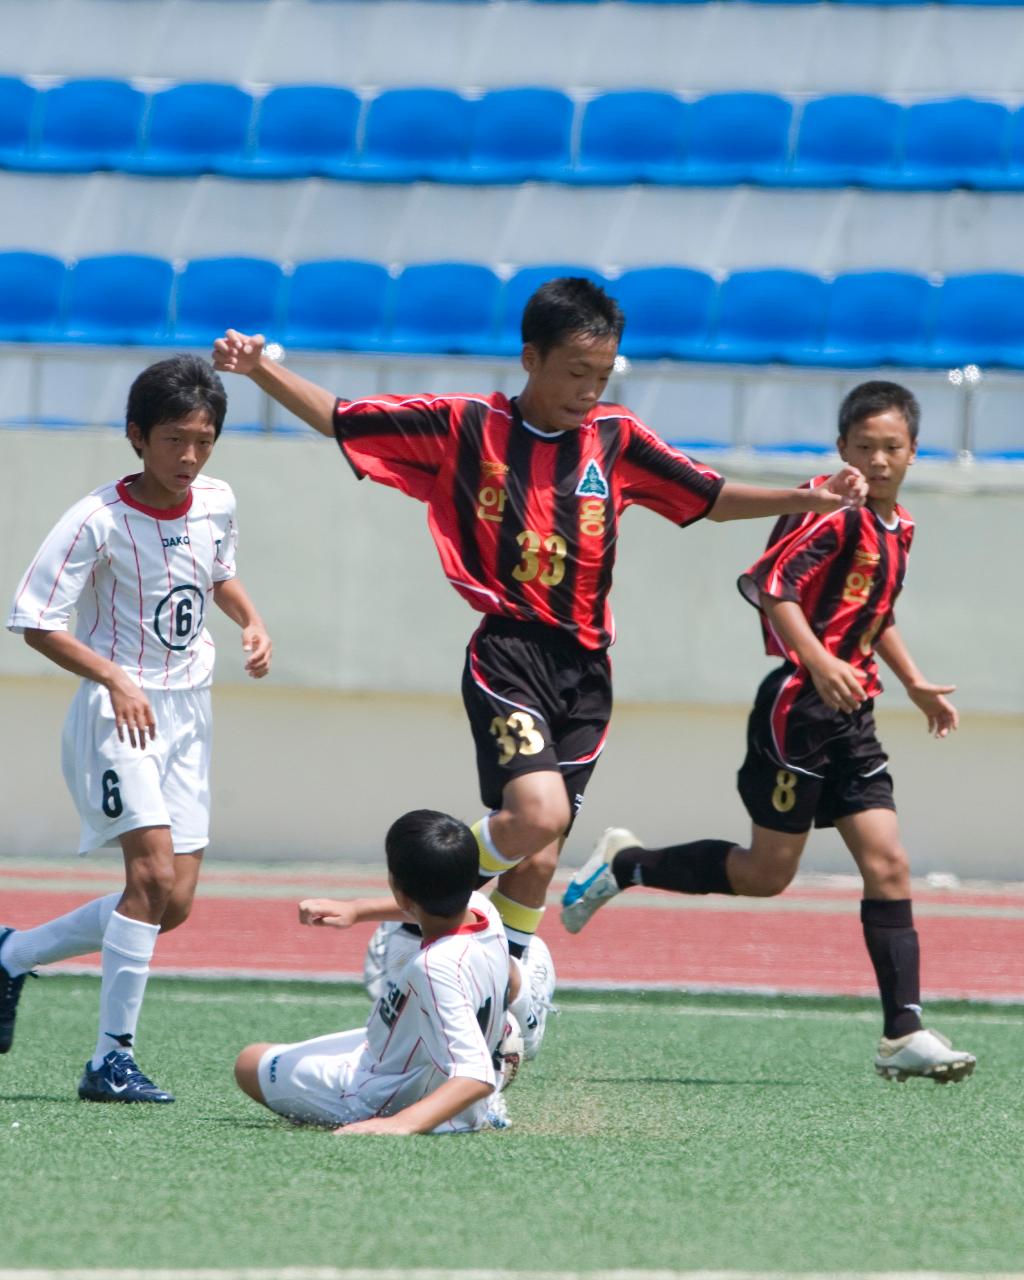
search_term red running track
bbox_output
[4,885,1023,1000]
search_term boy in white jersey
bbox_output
[1,354,271,1103]
[235,811,513,1134]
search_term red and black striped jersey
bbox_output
[334,392,723,651]
[738,475,914,699]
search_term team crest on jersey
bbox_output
[575,459,609,499]
[482,460,510,478]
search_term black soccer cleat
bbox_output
[77,1051,175,1103]
[0,927,32,1054]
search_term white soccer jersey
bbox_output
[7,473,237,691]
[347,892,510,1131]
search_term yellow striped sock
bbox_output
[490,891,545,946]
[472,817,525,876]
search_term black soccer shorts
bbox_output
[461,616,612,819]
[737,663,896,834]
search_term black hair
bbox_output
[838,380,920,443]
[125,355,228,457]
[385,810,478,919]
[521,276,625,356]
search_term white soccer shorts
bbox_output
[258,1029,384,1126]
[61,681,212,854]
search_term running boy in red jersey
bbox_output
[212,279,864,1018]
[562,381,975,1083]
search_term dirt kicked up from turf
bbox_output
[3,858,1022,1000]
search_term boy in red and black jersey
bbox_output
[213,279,864,978]
[562,381,975,1083]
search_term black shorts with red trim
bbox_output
[461,616,612,816]
[737,663,896,834]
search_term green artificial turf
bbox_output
[1,976,1021,1273]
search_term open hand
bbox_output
[907,681,959,738]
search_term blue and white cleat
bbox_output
[77,1051,175,1103]
[560,828,640,935]
[0,927,32,1054]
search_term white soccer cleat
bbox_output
[874,1028,976,1084]
[560,827,640,934]
[484,1088,512,1130]
[520,935,556,1061]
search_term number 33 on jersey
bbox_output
[334,393,724,652]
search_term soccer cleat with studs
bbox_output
[874,1028,976,1084]
[0,927,34,1055]
[560,828,641,935]
[77,1050,175,1103]
[520,935,556,1061]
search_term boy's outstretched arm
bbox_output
[213,578,272,678]
[761,595,866,714]
[212,330,336,437]
[298,896,412,929]
[707,467,867,521]
[876,626,958,738]
[335,1076,493,1136]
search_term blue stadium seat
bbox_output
[495,265,609,355]
[0,78,38,169]
[358,89,473,182]
[221,86,361,179]
[20,80,145,174]
[387,263,502,354]
[927,273,1024,368]
[683,93,793,185]
[282,260,392,350]
[173,257,283,345]
[573,91,688,184]
[126,83,254,176]
[614,267,716,359]
[803,272,935,367]
[455,88,575,183]
[0,252,66,341]
[789,96,902,187]
[705,270,828,363]
[897,99,1012,189]
[64,255,174,344]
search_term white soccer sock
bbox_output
[507,956,532,1027]
[1,893,121,977]
[92,911,160,1069]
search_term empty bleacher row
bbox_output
[4,251,1023,370]
[5,173,1022,279]
[4,78,1024,189]
[7,2,1024,99]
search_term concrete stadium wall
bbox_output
[1,426,1020,875]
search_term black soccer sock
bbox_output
[611,839,736,896]
[860,898,923,1039]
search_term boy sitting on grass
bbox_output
[235,810,519,1133]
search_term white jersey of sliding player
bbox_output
[353,892,509,1131]
[7,474,236,691]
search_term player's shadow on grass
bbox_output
[583,1076,804,1088]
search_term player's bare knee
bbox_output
[234,1044,270,1103]
[744,862,798,897]
[159,897,193,933]
[860,844,911,898]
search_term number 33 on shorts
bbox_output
[489,711,546,765]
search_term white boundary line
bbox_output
[37,964,1024,1006]
[3,1272,1024,1280]
[38,982,1024,1026]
